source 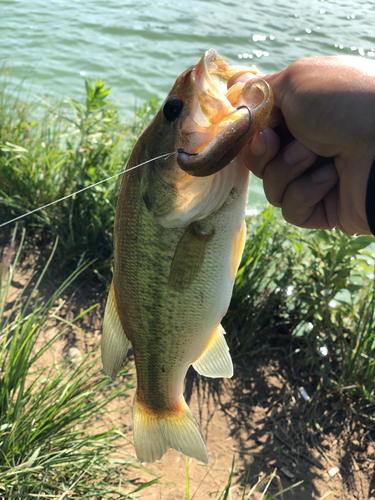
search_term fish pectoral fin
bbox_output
[192,324,233,378]
[169,222,214,291]
[101,282,131,380]
[133,395,209,464]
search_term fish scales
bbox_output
[101,48,273,464]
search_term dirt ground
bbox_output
[119,356,375,500]
[7,261,375,500]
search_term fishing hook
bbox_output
[177,147,198,156]
[235,105,252,142]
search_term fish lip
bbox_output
[178,77,273,177]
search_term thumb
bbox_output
[262,70,287,109]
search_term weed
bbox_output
[215,457,303,499]
[0,231,156,498]
[0,73,159,283]
[225,207,375,408]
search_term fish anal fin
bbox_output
[169,222,214,291]
[101,282,131,380]
[230,220,246,283]
[192,324,233,378]
[133,395,209,464]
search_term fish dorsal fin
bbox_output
[192,324,233,378]
[101,282,131,380]
[169,222,214,291]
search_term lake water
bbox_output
[1,0,375,203]
[2,0,375,111]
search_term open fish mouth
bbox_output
[151,49,274,229]
[177,48,273,177]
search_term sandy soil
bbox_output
[6,260,375,500]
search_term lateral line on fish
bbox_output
[0,151,177,228]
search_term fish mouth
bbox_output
[177,49,273,177]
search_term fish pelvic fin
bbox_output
[192,324,233,378]
[101,282,131,380]
[133,395,209,464]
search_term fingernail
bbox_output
[251,130,267,157]
[284,141,312,164]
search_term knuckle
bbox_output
[280,182,311,225]
[263,167,284,207]
[281,205,301,226]
[263,183,282,208]
[287,180,307,205]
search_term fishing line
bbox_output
[0,151,177,228]
[1,111,253,229]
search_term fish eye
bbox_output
[163,97,183,121]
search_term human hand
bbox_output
[239,56,375,235]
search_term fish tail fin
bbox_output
[133,394,209,464]
[101,282,131,380]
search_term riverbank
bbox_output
[1,79,375,499]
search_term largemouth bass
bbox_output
[101,49,273,464]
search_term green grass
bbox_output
[2,73,375,497]
[225,206,375,408]
[0,72,159,283]
[0,231,157,498]
[2,72,375,406]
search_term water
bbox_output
[1,0,375,204]
[2,0,374,114]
